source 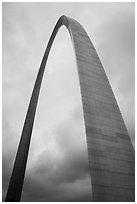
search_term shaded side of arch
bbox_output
[5,15,135,202]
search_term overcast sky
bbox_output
[2,2,135,202]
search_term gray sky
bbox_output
[2,2,135,202]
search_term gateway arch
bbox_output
[5,15,135,202]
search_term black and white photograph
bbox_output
[2,2,135,202]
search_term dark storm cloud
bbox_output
[22,173,91,202]
[20,107,91,201]
[2,117,19,201]
[2,122,91,202]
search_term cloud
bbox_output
[2,114,20,200]
[2,104,92,201]
[21,106,91,201]
[22,173,91,202]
